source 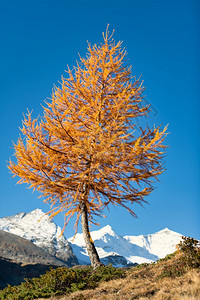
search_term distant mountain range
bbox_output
[0,209,183,270]
[68,225,183,266]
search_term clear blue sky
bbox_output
[0,0,199,239]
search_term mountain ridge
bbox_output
[0,209,183,268]
[68,224,183,266]
[0,209,78,267]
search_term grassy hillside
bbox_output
[59,255,200,300]
[0,237,199,300]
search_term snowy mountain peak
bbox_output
[24,208,53,223]
[0,209,60,241]
[124,227,183,260]
[157,227,175,234]
[164,227,170,231]
[95,225,116,237]
[29,208,44,215]
[0,209,78,266]
[100,225,113,232]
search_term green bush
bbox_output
[157,260,186,279]
[134,262,149,270]
[177,236,200,269]
[0,265,125,299]
[157,252,176,263]
[157,236,200,280]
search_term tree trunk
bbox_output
[80,201,102,268]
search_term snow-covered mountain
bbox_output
[0,209,183,268]
[68,225,183,266]
[124,227,182,259]
[0,209,78,266]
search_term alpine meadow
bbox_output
[8,28,167,268]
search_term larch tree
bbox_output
[8,28,167,268]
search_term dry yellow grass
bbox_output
[38,255,200,300]
[53,269,199,300]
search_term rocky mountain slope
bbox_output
[0,230,72,289]
[0,230,69,266]
[0,209,78,267]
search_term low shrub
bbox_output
[134,262,149,270]
[157,252,176,263]
[157,236,200,280]
[157,260,186,279]
[0,265,125,299]
[178,236,200,269]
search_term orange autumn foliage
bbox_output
[8,29,167,233]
